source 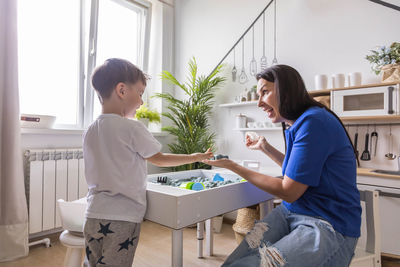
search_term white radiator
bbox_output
[24,149,87,234]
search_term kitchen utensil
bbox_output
[354,127,359,159]
[260,12,267,71]
[385,125,396,160]
[361,127,371,161]
[271,0,278,65]
[332,73,346,88]
[235,113,247,128]
[239,39,248,84]
[370,125,378,157]
[247,122,256,128]
[232,47,237,82]
[348,72,362,87]
[250,26,257,76]
[314,74,328,90]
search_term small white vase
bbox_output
[139,118,149,127]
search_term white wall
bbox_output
[174,0,400,170]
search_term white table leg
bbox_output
[197,221,204,258]
[172,229,183,267]
[205,219,213,256]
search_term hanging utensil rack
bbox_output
[345,123,400,127]
[207,0,275,78]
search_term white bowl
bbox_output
[256,122,264,128]
[247,122,256,128]
[20,114,56,128]
[263,121,272,128]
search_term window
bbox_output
[17,0,82,126]
[17,0,151,128]
[91,0,150,123]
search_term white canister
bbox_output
[236,114,247,129]
[348,72,362,87]
[251,91,258,101]
[332,73,345,88]
[314,74,328,90]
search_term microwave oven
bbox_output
[331,85,400,117]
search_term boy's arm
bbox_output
[146,149,213,167]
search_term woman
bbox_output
[204,65,361,267]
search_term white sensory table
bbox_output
[145,167,282,267]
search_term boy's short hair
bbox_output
[91,58,148,100]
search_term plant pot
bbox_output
[138,118,149,127]
[381,64,400,83]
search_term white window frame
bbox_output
[83,0,152,128]
[18,0,151,130]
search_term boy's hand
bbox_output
[192,148,213,162]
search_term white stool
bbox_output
[57,199,87,267]
[59,230,85,267]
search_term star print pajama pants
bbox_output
[83,218,141,267]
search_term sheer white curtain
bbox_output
[0,0,29,262]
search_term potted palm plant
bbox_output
[154,57,225,171]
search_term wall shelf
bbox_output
[340,115,400,122]
[234,127,282,131]
[219,101,257,108]
[308,82,399,97]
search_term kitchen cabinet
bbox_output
[357,173,400,257]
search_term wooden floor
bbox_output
[1,221,399,267]
[0,221,237,267]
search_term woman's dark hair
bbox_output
[92,58,148,101]
[256,64,358,165]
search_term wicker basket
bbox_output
[381,64,400,83]
[232,206,260,244]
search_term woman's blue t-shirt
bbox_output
[282,106,361,237]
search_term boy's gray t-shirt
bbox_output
[83,113,161,223]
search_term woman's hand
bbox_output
[202,158,236,169]
[246,135,267,151]
[192,148,214,162]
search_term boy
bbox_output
[83,58,213,266]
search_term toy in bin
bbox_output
[212,154,229,160]
[212,173,225,182]
[191,182,204,191]
[180,182,204,191]
[157,176,169,184]
[179,182,194,189]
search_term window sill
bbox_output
[21,128,85,135]
[20,127,169,137]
